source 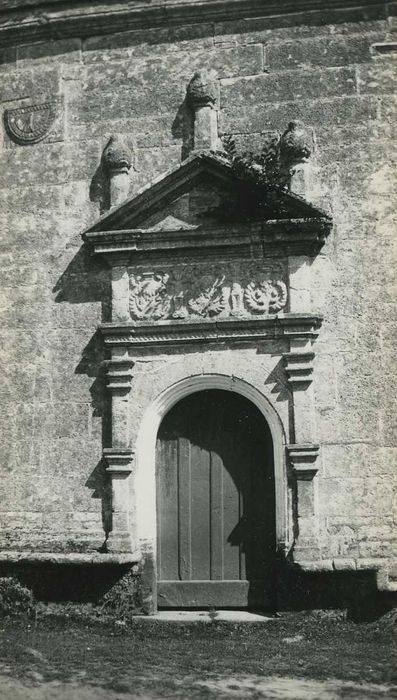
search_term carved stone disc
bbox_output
[4,102,57,145]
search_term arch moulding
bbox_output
[134,373,289,563]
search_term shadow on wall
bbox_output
[53,244,112,545]
[172,97,194,161]
[0,560,395,621]
[76,333,113,542]
[89,160,110,214]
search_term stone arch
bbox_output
[134,374,288,577]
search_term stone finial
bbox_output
[186,70,217,109]
[280,120,311,169]
[186,70,219,152]
[103,135,132,174]
[102,136,132,208]
[279,120,312,194]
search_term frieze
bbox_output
[4,102,57,145]
[128,262,287,321]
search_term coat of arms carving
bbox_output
[128,262,288,322]
[4,102,57,145]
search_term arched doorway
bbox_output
[156,389,276,609]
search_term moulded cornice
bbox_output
[85,218,331,260]
[99,314,323,347]
[0,1,385,45]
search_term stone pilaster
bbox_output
[284,255,320,558]
[110,262,130,323]
[287,444,320,558]
[104,352,135,552]
[103,448,135,553]
[285,340,320,558]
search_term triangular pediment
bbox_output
[84,151,331,236]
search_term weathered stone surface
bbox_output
[214,6,387,45]
[0,66,60,103]
[267,33,382,70]
[17,38,82,68]
[221,68,357,110]
[0,6,394,585]
[357,62,397,94]
[83,23,215,62]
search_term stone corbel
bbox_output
[107,355,135,395]
[284,350,314,388]
[103,448,135,553]
[287,444,319,480]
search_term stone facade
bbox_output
[0,0,396,606]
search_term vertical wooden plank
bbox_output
[177,437,192,581]
[210,450,224,580]
[222,433,241,581]
[157,437,179,581]
[190,442,211,580]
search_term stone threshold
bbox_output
[143,610,273,622]
[0,551,139,565]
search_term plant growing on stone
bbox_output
[0,576,35,616]
[222,120,312,190]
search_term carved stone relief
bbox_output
[128,262,287,321]
[4,102,57,145]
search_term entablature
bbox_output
[99,314,322,348]
[84,217,331,260]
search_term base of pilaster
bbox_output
[106,531,134,553]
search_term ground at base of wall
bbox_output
[0,611,395,699]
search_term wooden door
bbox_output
[156,389,276,609]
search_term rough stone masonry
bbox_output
[0,0,396,610]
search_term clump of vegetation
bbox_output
[222,133,285,188]
[0,576,35,616]
[222,120,311,190]
[99,568,142,619]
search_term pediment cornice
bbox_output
[83,151,332,259]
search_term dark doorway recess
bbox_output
[156,389,276,610]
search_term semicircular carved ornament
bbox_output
[4,102,57,145]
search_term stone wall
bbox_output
[0,2,396,570]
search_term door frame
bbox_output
[134,373,287,612]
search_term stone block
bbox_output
[17,39,82,68]
[332,558,357,571]
[359,540,397,558]
[313,353,337,409]
[267,34,382,70]
[133,146,182,191]
[357,62,397,94]
[321,443,392,479]
[379,399,397,447]
[320,476,360,514]
[219,95,377,136]
[83,22,214,62]
[0,46,16,72]
[0,511,43,531]
[357,523,396,541]
[220,68,356,111]
[0,66,60,103]
[0,144,68,189]
[148,44,264,79]
[214,6,387,45]
[0,184,64,252]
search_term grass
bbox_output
[0,610,395,698]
